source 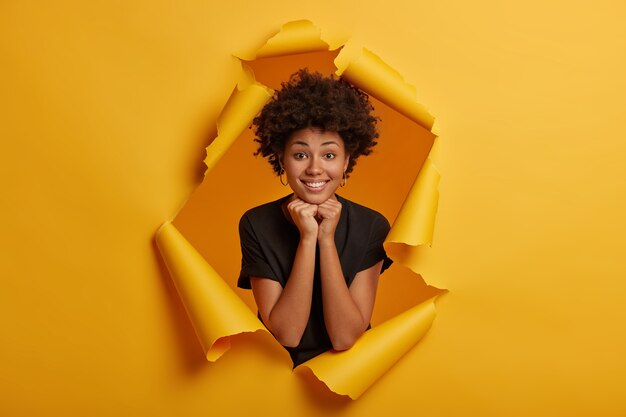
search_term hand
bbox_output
[287,197,319,240]
[316,198,342,242]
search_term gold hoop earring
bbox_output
[340,171,347,187]
[279,168,288,186]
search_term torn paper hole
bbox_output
[156,19,445,398]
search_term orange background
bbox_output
[2,1,625,416]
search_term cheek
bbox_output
[333,159,348,176]
[283,161,301,178]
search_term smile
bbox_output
[302,180,329,190]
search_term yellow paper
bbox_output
[386,143,440,248]
[240,20,331,60]
[298,297,438,399]
[5,4,626,415]
[384,138,440,276]
[155,222,266,361]
[336,48,435,130]
[203,79,272,175]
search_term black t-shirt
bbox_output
[237,194,393,367]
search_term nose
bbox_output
[305,156,323,175]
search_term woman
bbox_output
[237,69,393,367]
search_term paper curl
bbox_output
[252,20,330,59]
[203,79,272,175]
[156,222,266,361]
[337,48,435,130]
[385,139,440,245]
[298,297,438,399]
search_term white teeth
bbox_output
[304,181,327,188]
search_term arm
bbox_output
[318,240,382,350]
[250,198,318,348]
[317,199,383,350]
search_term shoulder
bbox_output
[336,195,394,274]
[239,195,292,242]
[337,195,390,230]
[240,196,286,225]
[241,197,282,218]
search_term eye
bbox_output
[323,153,336,160]
[293,152,307,160]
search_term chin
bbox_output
[294,190,336,205]
[298,196,327,205]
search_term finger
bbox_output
[317,207,340,220]
[318,200,341,211]
[287,200,308,212]
[318,199,341,209]
[287,198,302,208]
[302,205,318,217]
[293,203,317,217]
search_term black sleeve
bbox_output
[358,214,393,274]
[237,214,280,289]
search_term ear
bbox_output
[343,155,350,172]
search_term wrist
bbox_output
[317,235,335,246]
[300,235,318,246]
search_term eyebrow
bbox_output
[290,140,340,147]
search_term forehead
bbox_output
[286,128,344,148]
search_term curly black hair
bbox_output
[252,68,379,177]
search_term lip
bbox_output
[299,179,330,192]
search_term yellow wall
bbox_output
[2,1,625,416]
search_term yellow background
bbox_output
[2,1,625,416]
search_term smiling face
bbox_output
[281,128,350,205]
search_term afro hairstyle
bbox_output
[252,68,379,177]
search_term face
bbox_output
[280,128,349,205]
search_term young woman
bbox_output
[237,69,393,367]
